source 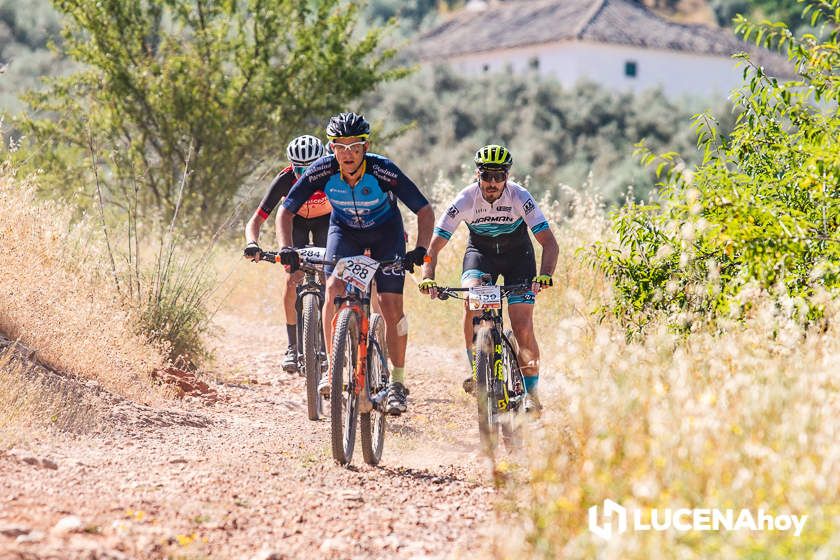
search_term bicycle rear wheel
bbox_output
[361,313,388,465]
[301,293,323,421]
[330,307,360,465]
[474,326,499,455]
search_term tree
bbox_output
[711,0,804,31]
[18,0,405,229]
[593,0,840,334]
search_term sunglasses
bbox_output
[330,140,366,154]
[293,165,308,176]
[479,170,508,183]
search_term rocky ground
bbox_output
[0,313,504,559]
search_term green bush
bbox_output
[592,0,840,335]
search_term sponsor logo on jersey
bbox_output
[523,198,535,215]
[307,167,333,182]
[371,164,398,185]
[496,205,512,212]
[473,215,515,224]
[447,205,459,218]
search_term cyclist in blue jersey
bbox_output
[278,112,434,415]
[419,145,558,416]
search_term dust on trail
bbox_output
[0,313,501,559]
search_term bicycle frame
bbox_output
[330,291,371,408]
[323,257,403,414]
[439,281,531,413]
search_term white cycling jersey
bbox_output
[433,181,549,240]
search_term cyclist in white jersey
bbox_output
[419,145,558,415]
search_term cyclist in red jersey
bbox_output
[244,135,330,372]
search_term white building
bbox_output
[414,0,791,99]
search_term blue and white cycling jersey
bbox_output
[282,153,428,230]
[433,181,549,241]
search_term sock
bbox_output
[286,324,297,348]
[523,375,539,393]
[465,348,474,370]
[390,366,405,384]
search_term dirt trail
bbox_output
[0,313,499,559]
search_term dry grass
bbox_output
[0,167,167,433]
[0,346,109,446]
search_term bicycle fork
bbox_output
[473,318,510,413]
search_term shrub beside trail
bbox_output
[0,168,167,408]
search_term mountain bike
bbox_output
[314,254,401,466]
[434,277,530,455]
[260,248,328,421]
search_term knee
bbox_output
[326,277,342,294]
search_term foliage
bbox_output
[17,0,405,230]
[592,0,840,334]
[364,66,731,206]
[711,0,806,31]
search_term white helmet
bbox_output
[286,135,325,166]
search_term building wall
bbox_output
[444,40,741,98]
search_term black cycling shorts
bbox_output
[292,214,330,248]
[324,214,407,294]
[462,233,536,304]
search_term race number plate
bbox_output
[334,255,379,292]
[296,246,327,261]
[468,285,501,310]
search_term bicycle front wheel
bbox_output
[474,326,499,455]
[361,313,388,465]
[500,329,525,451]
[330,307,360,465]
[301,293,323,421]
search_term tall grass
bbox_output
[0,166,167,406]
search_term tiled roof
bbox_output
[414,0,792,76]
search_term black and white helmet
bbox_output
[286,135,325,166]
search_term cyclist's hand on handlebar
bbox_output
[418,278,438,299]
[244,241,262,262]
[279,246,300,273]
[403,246,427,273]
[532,274,553,294]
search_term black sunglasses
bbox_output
[479,170,508,183]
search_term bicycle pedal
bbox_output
[370,388,389,412]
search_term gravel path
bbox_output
[0,313,498,559]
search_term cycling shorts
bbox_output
[324,214,407,294]
[292,214,330,248]
[461,234,536,305]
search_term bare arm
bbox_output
[245,212,265,245]
[415,204,434,250]
[534,228,559,277]
[278,206,296,248]
[422,234,449,280]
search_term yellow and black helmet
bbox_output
[474,144,513,170]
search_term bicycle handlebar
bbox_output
[259,251,405,272]
[433,282,533,301]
